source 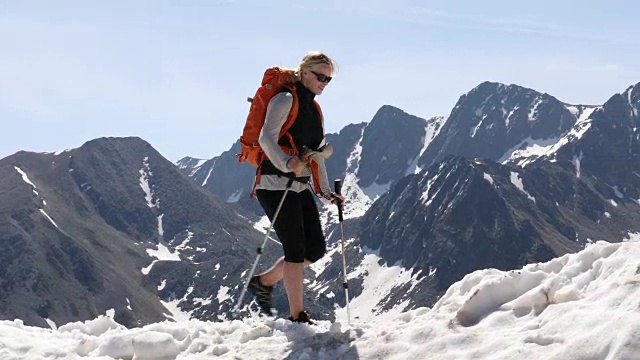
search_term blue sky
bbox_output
[1,1,639,162]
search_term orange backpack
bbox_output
[236,67,301,167]
[236,66,324,197]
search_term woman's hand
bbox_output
[331,192,345,207]
[286,156,305,176]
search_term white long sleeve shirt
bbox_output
[256,91,334,205]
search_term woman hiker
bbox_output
[247,51,345,324]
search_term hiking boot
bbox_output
[247,275,273,315]
[288,310,315,325]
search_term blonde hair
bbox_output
[279,51,338,84]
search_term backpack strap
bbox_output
[279,86,301,156]
[308,100,326,197]
[249,86,301,198]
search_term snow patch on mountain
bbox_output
[470,114,488,138]
[505,105,519,128]
[483,173,494,185]
[139,157,159,208]
[200,168,212,187]
[14,166,37,192]
[226,189,243,203]
[510,172,535,202]
[420,162,447,206]
[528,96,544,122]
[322,172,373,225]
[252,215,272,234]
[407,115,446,174]
[346,128,364,174]
[573,151,584,178]
[624,84,638,117]
[318,125,391,223]
[546,107,598,163]
[52,148,73,156]
[14,166,47,205]
[175,157,208,176]
[360,178,391,202]
[39,208,59,228]
[141,242,181,275]
[499,136,564,166]
[336,245,425,323]
[500,107,597,166]
[14,166,59,227]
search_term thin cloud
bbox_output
[397,7,640,46]
[546,63,621,73]
[297,2,640,47]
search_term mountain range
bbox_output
[1,79,638,327]
[0,137,280,327]
[179,80,640,318]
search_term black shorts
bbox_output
[255,189,326,263]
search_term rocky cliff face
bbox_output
[0,137,273,327]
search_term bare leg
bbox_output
[283,261,304,318]
[258,256,311,287]
[257,257,312,319]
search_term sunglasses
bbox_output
[310,70,332,84]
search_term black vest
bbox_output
[261,81,323,176]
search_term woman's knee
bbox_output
[283,246,306,263]
[304,245,326,263]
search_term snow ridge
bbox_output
[2,240,639,359]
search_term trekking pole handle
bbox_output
[334,179,344,222]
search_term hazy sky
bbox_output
[2,1,639,162]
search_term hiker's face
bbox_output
[302,63,332,95]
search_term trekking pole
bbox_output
[233,175,295,315]
[233,146,331,316]
[334,179,351,325]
